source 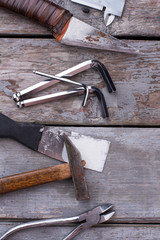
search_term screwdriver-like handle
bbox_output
[0,163,71,194]
[0,0,72,40]
[0,113,43,151]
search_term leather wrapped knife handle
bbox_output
[0,0,73,40]
[0,163,71,194]
[0,113,44,151]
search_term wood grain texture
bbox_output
[0,127,159,222]
[0,0,160,37]
[0,1,159,239]
[0,163,72,194]
[1,223,160,240]
[0,39,159,125]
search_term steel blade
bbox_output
[38,127,110,172]
[60,17,139,54]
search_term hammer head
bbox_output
[63,134,89,201]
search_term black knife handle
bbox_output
[0,113,44,151]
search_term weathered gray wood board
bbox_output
[0,39,159,125]
[0,1,159,239]
[1,223,160,240]
[0,0,160,37]
[0,128,159,221]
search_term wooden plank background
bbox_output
[0,127,159,221]
[0,0,160,37]
[1,223,160,240]
[0,38,159,125]
[0,0,160,239]
[0,0,159,125]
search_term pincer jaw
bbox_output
[99,211,115,224]
[79,204,113,223]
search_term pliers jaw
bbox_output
[79,203,114,224]
[63,204,115,240]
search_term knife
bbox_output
[0,0,139,54]
[0,113,110,172]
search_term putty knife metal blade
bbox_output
[38,127,110,172]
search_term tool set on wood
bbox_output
[0,0,140,239]
[12,60,116,118]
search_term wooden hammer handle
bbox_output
[0,163,71,194]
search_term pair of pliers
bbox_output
[0,204,115,240]
[13,60,116,118]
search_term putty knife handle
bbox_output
[0,163,71,194]
[0,113,43,151]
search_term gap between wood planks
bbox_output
[1,220,160,226]
[0,34,160,41]
[40,124,160,128]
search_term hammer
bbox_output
[0,134,89,201]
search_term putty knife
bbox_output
[0,114,110,172]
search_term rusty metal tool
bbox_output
[0,134,89,201]
[13,60,115,118]
[0,204,115,240]
[0,0,139,54]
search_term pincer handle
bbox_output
[0,216,79,240]
[0,0,72,40]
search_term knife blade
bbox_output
[0,114,110,172]
[0,0,139,54]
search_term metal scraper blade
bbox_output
[38,127,110,172]
[63,133,110,172]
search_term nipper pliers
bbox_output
[13,60,116,118]
[0,204,115,240]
